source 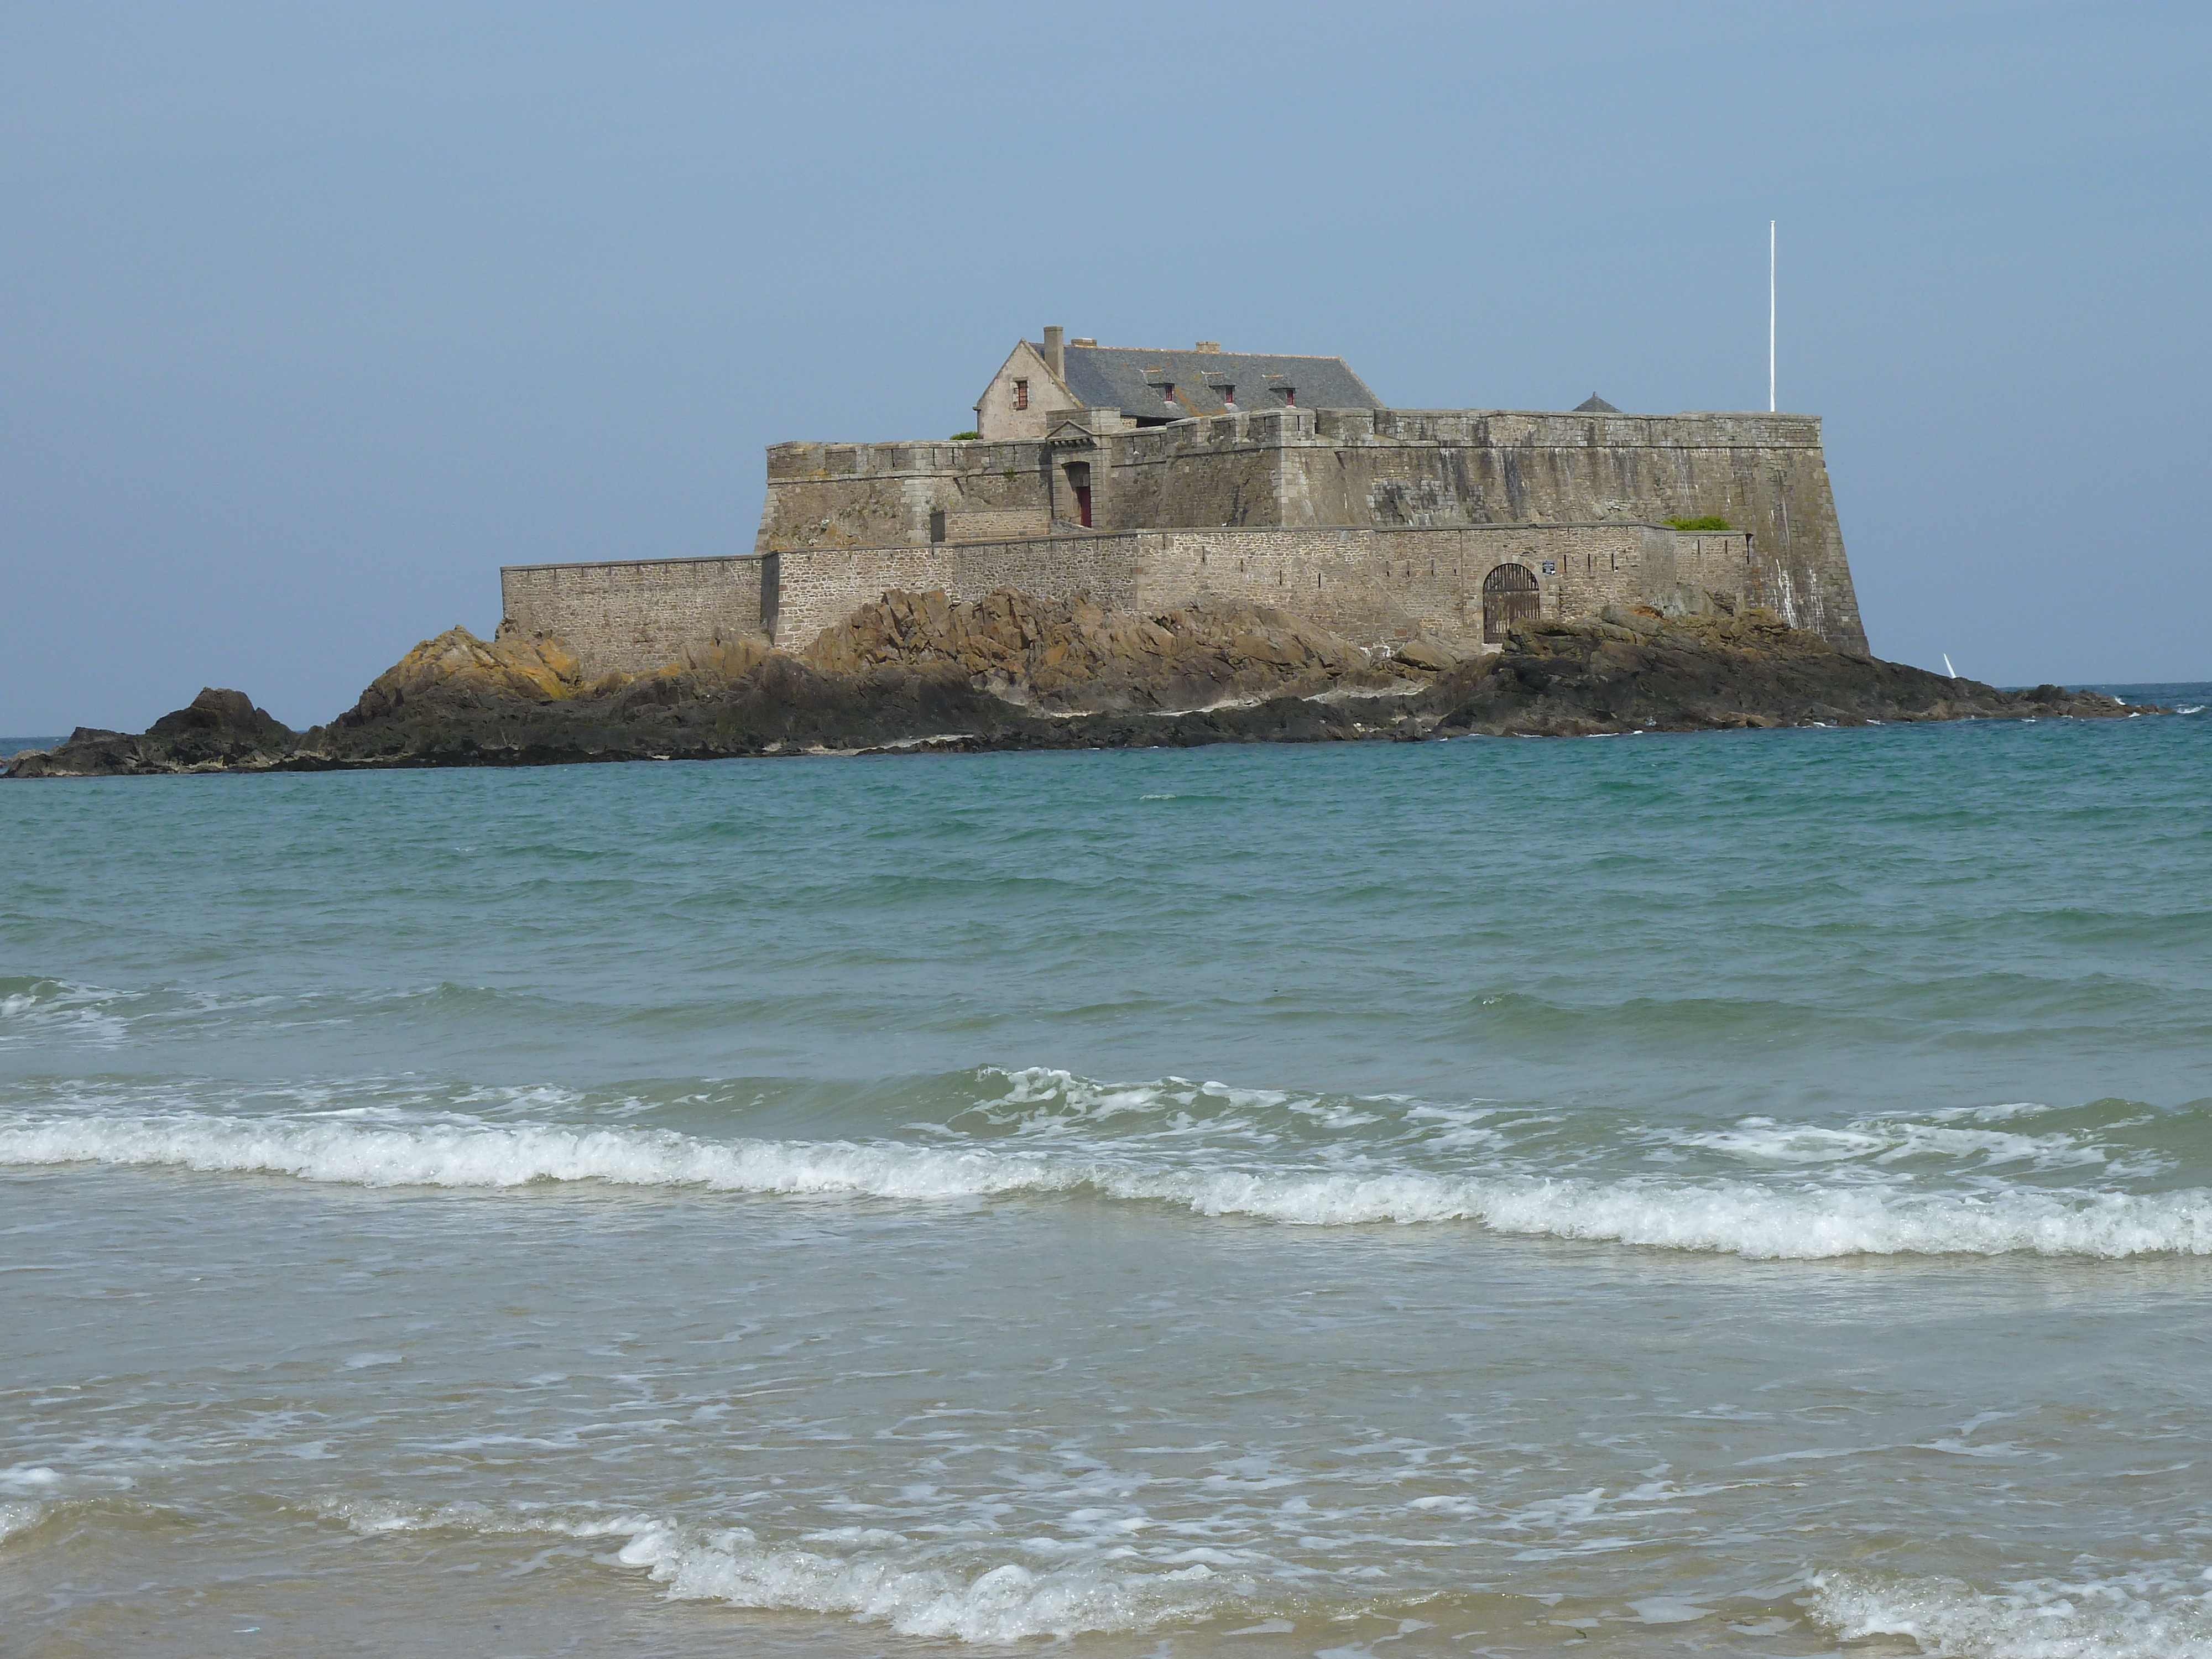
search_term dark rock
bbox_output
[4,598,2162,779]
[10,688,295,776]
[1427,609,2145,736]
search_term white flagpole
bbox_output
[1768,220,1776,413]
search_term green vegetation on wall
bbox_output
[1665,515,1732,531]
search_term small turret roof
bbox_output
[1574,393,1621,413]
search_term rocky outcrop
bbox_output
[803,588,1407,711]
[307,650,1032,769]
[1427,605,2140,736]
[8,688,296,776]
[342,624,585,719]
[3,592,2153,779]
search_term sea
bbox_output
[3,687,2209,1659]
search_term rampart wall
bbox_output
[1124,523,1756,646]
[503,524,1763,674]
[1291,409,1858,649]
[752,406,1864,651]
[771,534,1145,648]
[501,556,765,681]
[760,438,1056,554]
[943,507,1052,542]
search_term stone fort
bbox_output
[501,327,1866,676]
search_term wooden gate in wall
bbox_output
[1481,562,1540,643]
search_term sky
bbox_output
[3,2,2207,732]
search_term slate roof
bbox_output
[1574,393,1620,413]
[1044,345,1383,420]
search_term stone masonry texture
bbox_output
[748,406,1864,653]
[498,401,1866,672]
[501,557,765,680]
[502,524,1758,673]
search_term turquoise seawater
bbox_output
[3,693,2209,1657]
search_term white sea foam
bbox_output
[8,1107,2212,1258]
[0,1503,46,1546]
[1812,1568,2212,1659]
[1679,1110,2122,1174]
[1626,1595,1713,1624]
[0,980,129,1047]
[0,1113,1080,1200]
[336,1503,1231,1641]
[0,1467,65,1551]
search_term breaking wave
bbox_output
[334,1502,1237,1642]
[0,977,134,1048]
[1812,1568,2212,1659]
[6,1074,2212,1259]
[0,1502,47,1547]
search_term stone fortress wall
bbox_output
[502,401,1864,677]
[768,522,1762,657]
[505,520,1756,680]
[502,556,765,681]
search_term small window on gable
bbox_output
[1013,378,1029,410]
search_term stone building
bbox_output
[502,326,1867,677]
[972,327,1383,442]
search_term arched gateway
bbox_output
[1482,562,1540,643]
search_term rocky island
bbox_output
[4,588,2147,778]
[19,330,2150,780]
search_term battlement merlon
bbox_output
[762,408,1826,480]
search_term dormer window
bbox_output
[1159,382,1176,404]
[1013,378,1029,410]
[1279,385,1296,406]
[1217,384,1235,405]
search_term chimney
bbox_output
[1195,341,1221,353]
[1042,325,1065,381]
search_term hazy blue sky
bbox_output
[4,2,2206,731]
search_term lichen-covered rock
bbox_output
[338,624,583,723]
[671,634,778,682]
[804,587,1406,711]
